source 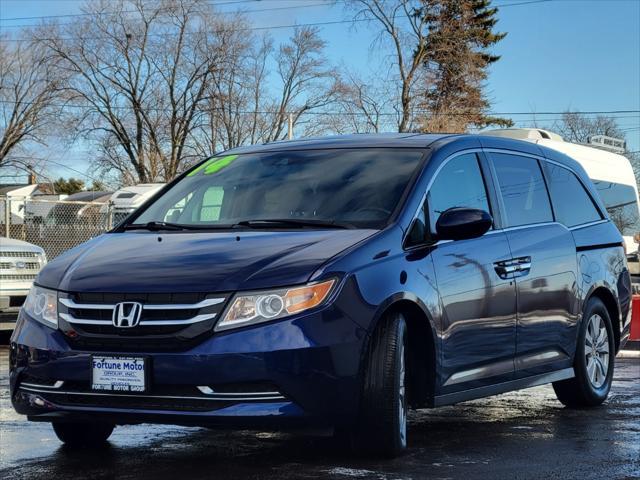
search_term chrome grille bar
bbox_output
[19,386,287,402]
[59,297,225,310]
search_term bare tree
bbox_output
[263,27,341,142]
[197,23,272,152]
[314,71,396,135]
[198,26,339,152]
[554,112,626,144]
[348,0,430,132]
[39,0,227,184]
[0,33,62,170]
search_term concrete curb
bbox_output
[618,350,640,359]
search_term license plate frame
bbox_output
[91,355,148,393]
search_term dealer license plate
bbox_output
[91,356,146,392]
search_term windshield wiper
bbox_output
[233,218,354,229]
[123,221,202,231]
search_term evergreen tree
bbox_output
[53,177,85,195]
[418,0,512,132]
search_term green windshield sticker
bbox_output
[187,158,217,177]
[204,154,239,175]
[187,155,239,177]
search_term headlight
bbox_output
[22,285,58,329]
[216,279,336,332]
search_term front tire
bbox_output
[352,312,408,457]
[52,421,115,446]
[553,297,615,407]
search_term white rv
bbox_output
[481,129,640,262]
[103,183,165,226]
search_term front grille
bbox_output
[0,262,40,269]
[59,292,228,351]
[0,274,37,281]
[0,251,39,258]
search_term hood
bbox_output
[0,237,45,253]
[38,229,375,294]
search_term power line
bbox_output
[0,99,638,117]
[0,0,553,23]
[0,0,261,22]
[0,1,339,29]
[9,155,106,183]
[0,0,564,39]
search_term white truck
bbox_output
[0,237,47,330]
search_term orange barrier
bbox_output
[631,295,640,341]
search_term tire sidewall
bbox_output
[575,299,615,403]
[394,316,408,451]
[356,312,409,456]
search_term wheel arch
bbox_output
[365,294,439,408]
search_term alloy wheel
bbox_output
[585,313,610,388]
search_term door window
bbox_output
[492,154,553,227]
[427,153,491,231]
[544,164,602,227]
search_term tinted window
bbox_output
[593,180,640,235]
[427,153,490,231]
[544,163,602,227]
[492,154,553,227]
[136,149,424,229]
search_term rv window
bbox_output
[593,180,640,236]
[117,192,136,199]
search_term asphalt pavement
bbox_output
[1,342,639,480]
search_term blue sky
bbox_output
[1,0,639,181]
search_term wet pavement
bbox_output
[1,343,639,480]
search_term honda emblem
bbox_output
[112,302,143,328]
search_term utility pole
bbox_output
[288,113,293,140]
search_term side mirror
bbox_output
[436,207,492,241]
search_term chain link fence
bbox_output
[1,196,114,259]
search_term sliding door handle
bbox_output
[494,261,518,279]
[494,256,532,279]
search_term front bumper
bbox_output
[10,304,368,429]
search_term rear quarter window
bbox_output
[543,163,602,228]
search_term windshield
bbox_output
[132,148,424,229]
[593,179,640,236]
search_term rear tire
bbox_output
[52,421,115,446]
[351,312,408,458]
[553,297,615,407]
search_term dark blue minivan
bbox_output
[10,134,632,457]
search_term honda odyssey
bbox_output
[10,134,632,457]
